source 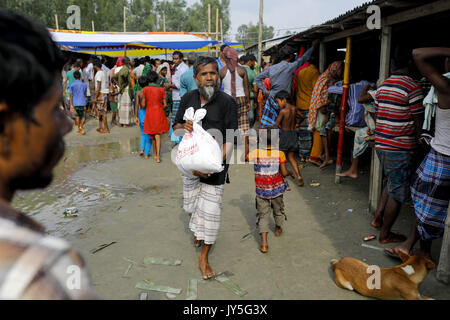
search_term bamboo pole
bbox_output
[215,8,219,58]
[208,4,211,56]
[335,37,352,184]
[257,0,263,71]
[92,21,95,32]
[220,19,223,43]
[163,14,167,59]
[124,6,127,32]
[55,14,59,30]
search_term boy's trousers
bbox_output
[256,195,286,234]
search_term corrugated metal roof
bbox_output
[263,0,437,55]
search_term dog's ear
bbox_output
[397,250,410,263]
[424,258,436,270]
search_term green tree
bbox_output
[236,22,274,48]
[155,0,187,32]
[127,0,157,32]
[182,0,231,39]
[1,0,233,35]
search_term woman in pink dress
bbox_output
[143,71,169,163]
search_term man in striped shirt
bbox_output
[371,46,424,244]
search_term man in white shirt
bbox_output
[101,56,111,88]
[84,56,95,115]
[94,60,110,134]
[167,51,189,144]
[132,58,146,78]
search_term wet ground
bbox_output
[13,115,450,300]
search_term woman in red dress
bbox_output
[143,71,169,163]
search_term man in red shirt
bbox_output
[371,46,424,244]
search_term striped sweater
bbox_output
[375,74,424,151]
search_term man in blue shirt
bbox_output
[180,53,198,98]
[255,40,319,127]
[69,71,88,135]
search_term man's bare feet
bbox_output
[96,128,102,133]
[370,216,383,229]
[297,177,304,187]
[336,170,358,179]
[139,151,144,156]
[199,258,215,280]
[193,237,202,248]
[100,129,110,134]
[307,158,322,167]
[275,226,283,237]
[379,232,407,244]
[385,246,410,260]
[320,159,334,169]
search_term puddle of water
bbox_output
[11,137,155,237]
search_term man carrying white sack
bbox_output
[173,56,238,280]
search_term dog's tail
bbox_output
[330,259,339,271]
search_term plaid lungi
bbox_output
[118,86,133,125]
[236,96,250,134]
[182,176,224,245]
[412,148,450,240]
[261,96,280,128]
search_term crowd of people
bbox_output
[35,29,450,282]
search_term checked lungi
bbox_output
[236,96,250,134]
[182,176,225,245]
[412,148,450,240]
[260,96,280,128]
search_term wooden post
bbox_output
[319,42,326,73]
[369,26,391,214]
[335,37,352,184]
[220,18,223,43]
[257,0,263,71]
[437,207,450,285]
[163,13,167,59]
[55,14,59,30]
[215,8,219,58]
[92,21,95,32]
[124,6,127,32]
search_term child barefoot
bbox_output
[247,127,294,253]
[274,91,305,186]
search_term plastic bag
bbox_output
[175,107,223,178]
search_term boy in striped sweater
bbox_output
[247,127,294,253]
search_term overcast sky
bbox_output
[186,0,369,41]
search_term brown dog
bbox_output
[330,251,435,300]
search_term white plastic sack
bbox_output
[175,107,224,178]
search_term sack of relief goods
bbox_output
[175,107,223,178]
